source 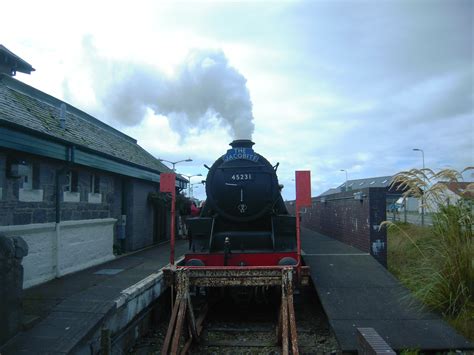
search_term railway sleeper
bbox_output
[161,267,300,354]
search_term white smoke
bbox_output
[82,37,254,139]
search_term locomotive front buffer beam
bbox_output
[161,266,310,354]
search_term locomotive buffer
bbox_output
[160,140,312,354]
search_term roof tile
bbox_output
[0,75,172,175]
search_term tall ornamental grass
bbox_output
[386,167,473,339]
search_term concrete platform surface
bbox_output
[301,228,473,352]
[1,239,188,354]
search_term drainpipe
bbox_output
[119,177,129,253]
[55,146,75,223]
[54,146,74,276]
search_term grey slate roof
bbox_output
[316,176,395,197]
[338,175,393,190]
[0,74,173,176]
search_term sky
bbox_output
[1,0,472,200]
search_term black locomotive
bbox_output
[185,139,297,266]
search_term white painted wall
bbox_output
[0,218,116,288]
[425,190,461,213]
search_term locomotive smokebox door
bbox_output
[205,139,280,223]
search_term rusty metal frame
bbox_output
[276,268,299,355]
[163,265,310,288]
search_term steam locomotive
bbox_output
[185,139,298,267]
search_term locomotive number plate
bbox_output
[230,173,253,181]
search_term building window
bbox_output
[63,170,80,202]
[18,162,43,202]
[66,171,79,192]
[22,163,33,189]
[90,173,100,193]
[88,173,102,204]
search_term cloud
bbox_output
[4,0,471,200]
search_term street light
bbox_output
[190,182,203,198]
[181,173,203,197]
[158,158,192,171]
[413,148,425,226]
[340,169,348,191]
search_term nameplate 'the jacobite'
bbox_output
[223,148,260,162]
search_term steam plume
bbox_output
[83,37,254,139]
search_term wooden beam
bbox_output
[287,290,299,355]
[162,296,182,354]
[281,291,289,354]
[171,297,187,354]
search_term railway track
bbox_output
[193,287,338,354]
[129,285,339,354]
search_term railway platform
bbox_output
[0,239,188,354]
[300,227,473,352]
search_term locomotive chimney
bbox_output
[230,139,255,149]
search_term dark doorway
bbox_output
[153,197,170,243]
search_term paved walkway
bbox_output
[301,228,472,352]
[1,239,188,354]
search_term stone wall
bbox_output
[290,187,388,266]
[0,235,28,345]
[0,218,116,288]
[0,149,166,256]
[0,151,121,225]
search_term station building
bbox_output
[0,45,186,288]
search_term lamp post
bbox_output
[158,158,192,171]
[190,182,202,198]
[181,174,203,197]
[413,148,425,226]
[340,169,348,191]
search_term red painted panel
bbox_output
[184,252,298,266]
[296,170,311,207]
[160,173,176,193]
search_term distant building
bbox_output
[424,181,474,213]
[317,175,411,211]
[0,46,186,288]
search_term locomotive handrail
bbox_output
[207,217,215,254]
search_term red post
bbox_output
[295,171,311,267]
[170,187,175,266]
[160,173,177,266]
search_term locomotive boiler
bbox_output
[185,139,298,267]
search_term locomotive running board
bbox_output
[161,266,309,354]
